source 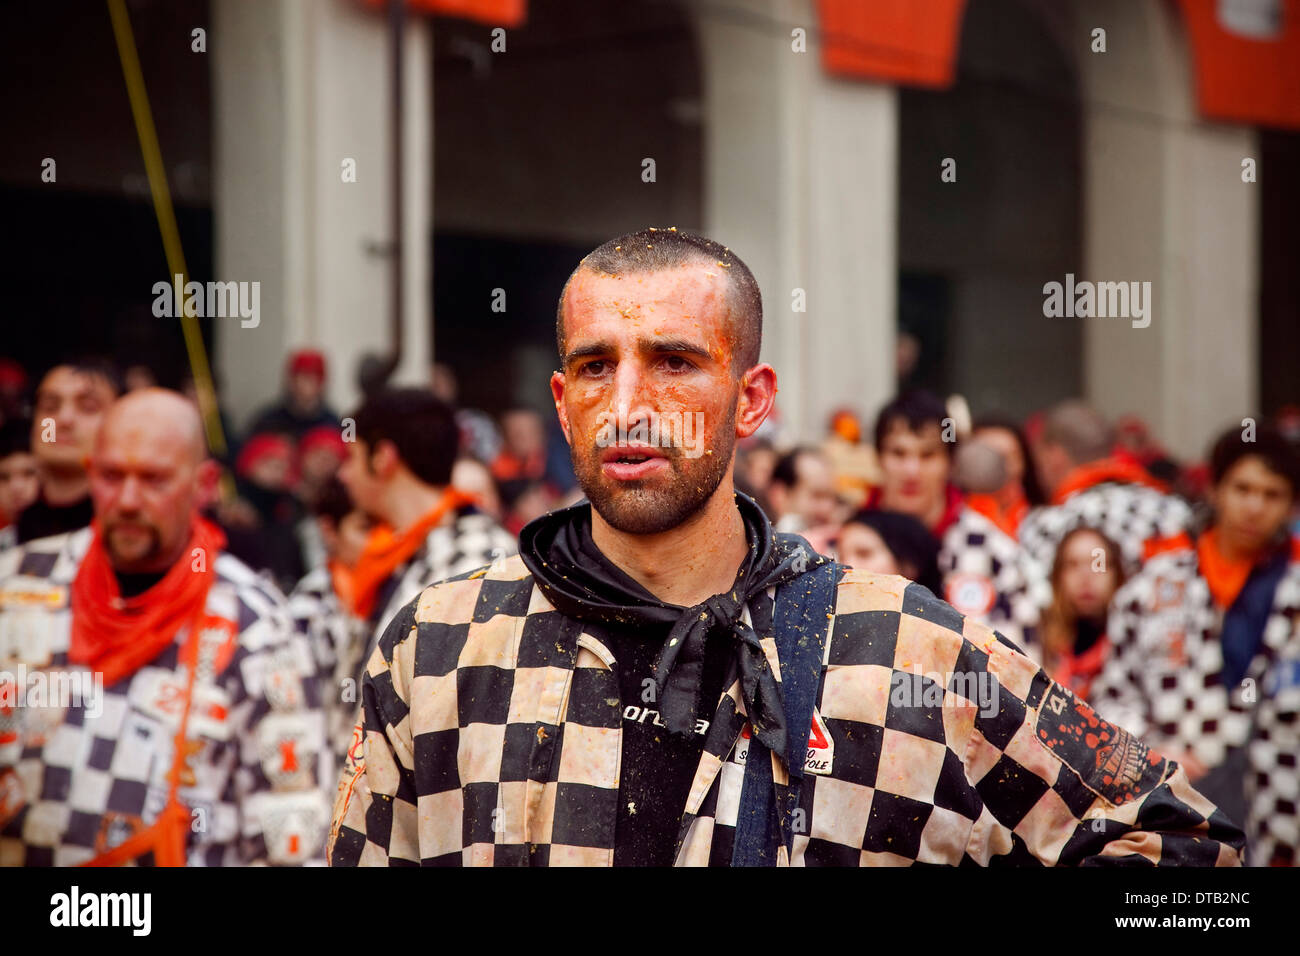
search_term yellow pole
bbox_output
[106,0,230,474]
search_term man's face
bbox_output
[32,367,116,473]
[1212,457,1294,555]
[551,263,753,534]
[89,423,204,573]
[289,372,324,411]
[338,439,380,520]
[0,452,40,519]
[785,453,839,527]
[973,426,1024,491]
[878,421,950,518]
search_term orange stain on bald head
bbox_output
[95,388,208,470]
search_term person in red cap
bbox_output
[246,349,339,444]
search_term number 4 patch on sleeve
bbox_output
[1035,683,1168,806]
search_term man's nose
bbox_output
[610,360,654,429]
[117,475,143,510]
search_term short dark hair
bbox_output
[874,390,953,457]
[44,357,126,397]
[771,446,824,490]
[0,418,32,459]
[1209,423,1300,497]
[350,387,459,486]
[556,228,763,373]
[843,508,943,595]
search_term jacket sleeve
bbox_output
[958,622,1244,866]
[327,601,423,866]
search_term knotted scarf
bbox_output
[70,517,226,687]
[519,492,826,760]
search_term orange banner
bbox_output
[1178,0,1300,130]
[360,0,526,27]
[817,0,967,89]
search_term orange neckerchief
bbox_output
[347,488,474,620]
[1197,528,1256,610]
[70,518,226,688]
[1052,457,1168,505]
[329,558,357,612]
[966,492,1029,539]
[1051,633,1110,701]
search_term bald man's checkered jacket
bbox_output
[328,555,1244,867]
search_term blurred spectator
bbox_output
[768,446,840,534]
[221,432,305,592]
[246,348,339,443]
[18,360,121,544]
[451,456,504,522]
[821,407,881,510]
[338,388,516,684]
[1040,527,1126,701]
[868,390,962,536]
[296,424,348,507]
[837,508,942,595]
[1019,400,1193,575]
[962,415,1045,538]
[866,391,1046,654]
[289,475,373,764]
[0,358,30,425]
[124,363,158,392]
[0,419,40,549]
[1096,424,1300,865]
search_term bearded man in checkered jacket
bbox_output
[1019,400,1193,578]
[0,390,331,866]
[328,230,1242,867]
[1094,424,1300,866]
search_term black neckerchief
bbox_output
[519,492,825,759]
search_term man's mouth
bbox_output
[599,445,669,481]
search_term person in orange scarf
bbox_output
[0,389,329,866]
[1094,424,1300,866]
[335,388,515,698]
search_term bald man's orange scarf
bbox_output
[70,519,226,687]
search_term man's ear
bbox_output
[371,439,401,478]
[550,371,572,446]
[735,364,777,440]
[195,459,221,510]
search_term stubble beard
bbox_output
[572,410,736,535]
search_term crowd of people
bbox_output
[0,289,1296,865]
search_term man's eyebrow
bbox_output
[563,337,716,365]
[639,338,713,360]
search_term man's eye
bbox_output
[661,356,693,373]
[580,360,609,376]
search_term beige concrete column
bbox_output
[212,0,433,428]
[1078,0,1258,461]
[692,0,897,443]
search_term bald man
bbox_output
[0,389,331,866]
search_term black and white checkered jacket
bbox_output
[1096,547,1300,865]
[288,565,369,769]
[328,555,1243,867]
[364,507,516,671]
[938,505,1049,660]
[0,528,332,866]
[1019,482,1192,576]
